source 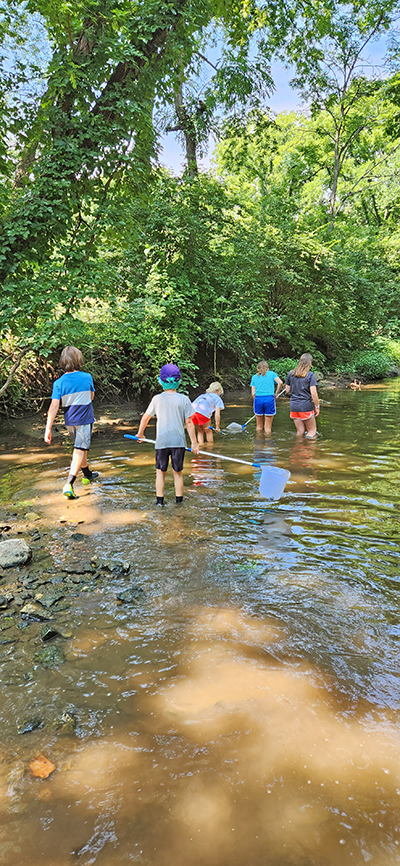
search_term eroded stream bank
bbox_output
[1,382,400,866]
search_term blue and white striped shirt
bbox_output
[52,371,95,426]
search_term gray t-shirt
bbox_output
[146,391,195,449]
[285,370,317,412]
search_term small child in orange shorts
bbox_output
[191,382,224,444]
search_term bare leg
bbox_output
[172,470,183,497]
[196,425,205,444]
[293,418,306,436]
[205,425,213,443]
[156,469,166,497]
[304,416,317,438]
[264,415,274,435]
[256,415,264,434]
[70,448,87,476]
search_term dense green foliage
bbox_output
[1,0,400,410]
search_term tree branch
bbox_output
[195,51,218,71]
[0,347,31,397]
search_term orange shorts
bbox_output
[191,412,210,426]
[290,410,314,420]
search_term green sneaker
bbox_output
[81,472,99,486]
[62,482,78,500]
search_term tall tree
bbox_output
[280,2,399,220]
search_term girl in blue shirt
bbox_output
[250,360,283,435]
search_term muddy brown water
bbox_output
[1,383,400,866]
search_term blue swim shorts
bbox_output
[254,396,276,416]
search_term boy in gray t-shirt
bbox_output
[137,364,199,505]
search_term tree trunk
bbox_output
[329,129,340,216]
[173,81,198,177]
[1,0,190,282]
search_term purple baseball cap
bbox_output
[159,363,181,382]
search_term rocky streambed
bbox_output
[0,516,144,736]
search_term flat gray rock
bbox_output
[39,590,65,608]
[20,602,50,621]
[0,539,32,568]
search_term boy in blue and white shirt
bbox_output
[44,346,98,499]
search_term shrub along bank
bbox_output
[1,339,399,418]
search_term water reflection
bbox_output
[189,453,224,490]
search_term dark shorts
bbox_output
[254,396,276,416]
[155,448,186,473]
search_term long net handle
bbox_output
[124,435,260,468]
[242,414,256,428]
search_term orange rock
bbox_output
[29,755,56,779]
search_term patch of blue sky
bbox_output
[159,29,394,173]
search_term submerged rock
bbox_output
[38,621,72,640]
[103,560,131,574]
[0,539,32,569]
[34,644,65,667]
[17,716,43,734]
[0,596,9,610]
[110,561,130,574]
[0,630,19,645]
[52,710,77,734]
[39,625,62,642]
[52,601,71,613]
[64,563,94,574]
[116,585,144,604]
[57,625,73,638]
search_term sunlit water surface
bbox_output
[1,382,400,865]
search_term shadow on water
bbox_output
[1,381,400,864]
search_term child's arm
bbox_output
[274,376,283,397]
[185,418,199,453]
[214,407,221,432]
[44,398,60,444]
[251,386,255,398]
[137,413,152,440]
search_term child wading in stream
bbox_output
[44,346,98,499]
[191,381,224,444]
[137,364,199,506]
[285,352,320,438]
[250,360,283,435]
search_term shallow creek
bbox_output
[1,381,400,866]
